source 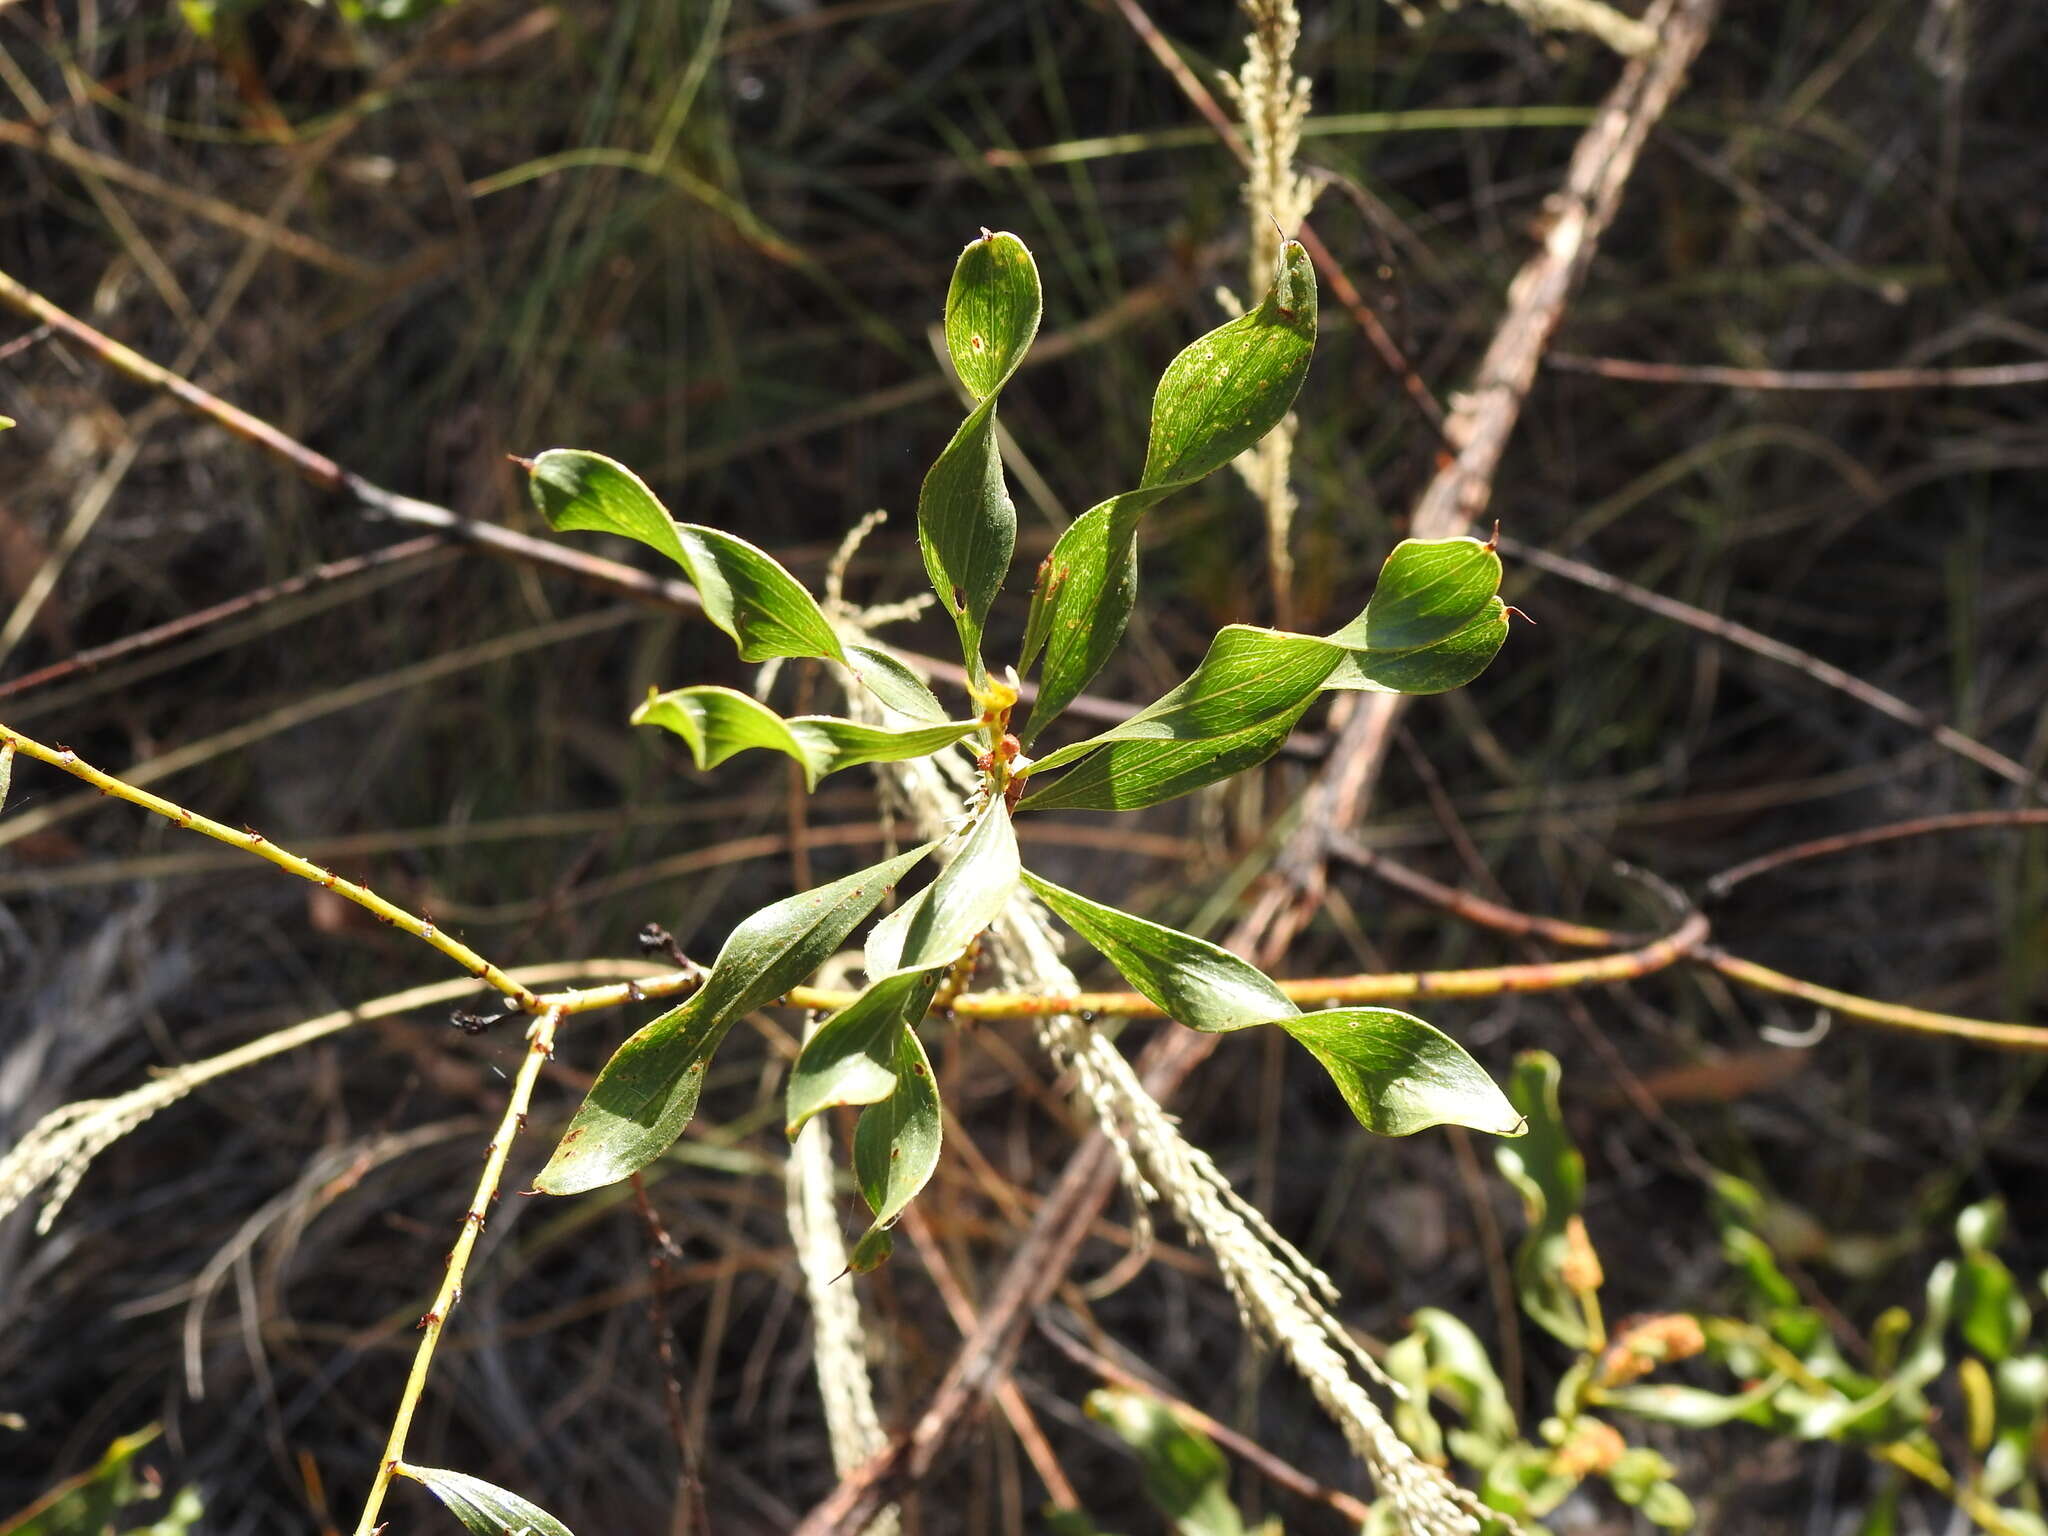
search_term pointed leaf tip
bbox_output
[398,1465,576,1536]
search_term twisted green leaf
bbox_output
[633,686,979,790]
[786,802,1018,1137]
[787,804,1018,1267]
[919,231,1041,672]
[530,449,843,662]
[399,1466,575,1536]
[536,843,935,1195]
[529,449,936,716]
[1025,871,1520,1136]
[1020,243,1317,742]
[1017,536,1506,812]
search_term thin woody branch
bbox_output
[352,1003,568,1536]
[1,724,544,1012]
[0,264,1315,752]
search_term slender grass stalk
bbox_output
[0,961,684,1232]
[1223,0,1315,628]
[350,1004,568,1536]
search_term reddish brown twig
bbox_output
[1498,535,2043,801]
[1706,810,2048,897]
[0,537,449,704]
[1548,352,2048,391]
[631,1173,708,1536]
[1034,1314,1376,1527]
[897,1206,1081,1514]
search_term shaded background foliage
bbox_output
[1,1,2044,1531]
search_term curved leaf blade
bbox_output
[1020,244,1317,740]
[1281,1009,1524,1137]
[845,643,948,723]
[537,844,935,1195]
[1022,536,1507,801]
[946,229,1040,399]
[1023,872,1517,1138]
[785,802,1018,1137]
[785,969,938,1134]
[852,1022,942,1237]
[1324,536,1509,694]
[920,231,1041,665]
[399,1465,575,1536]
[1329,537,1505,653]
[1028,624,1340,777]
[1494,1050,1596,1345]
[1016,699,1310,812]
[528,449,845,664]
[1141,242,1317,491]
[1019,496,1144,742]
[632,686,979,790]
[1022,870,1295,1031]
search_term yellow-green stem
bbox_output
[0,724,543,1011]
[351,1004,566,1536]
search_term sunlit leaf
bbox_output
[1954,1198,2031,1362]
[1637,1481,1695,1530]
[632,686,978,790]
[1020,244,1316,740]
[1018,537,1507,804]
[1025,871,1518,1136]
[851,1023,942,1237]
[399,1465,575,1536]
[2,1425,202,1536]
[945,229,1041,397]
[1407,1307,1519,1452]
[537,844,935,1195]
[1600,1377,1784,1429]
[1027,625,1340,779]
[786,805,1017,1137]
[529,449,846,664]
[919,231,1041,668]
[1986,1355,2048,1496]
[845,643,948,723]
[783,806,1015,1266]
[1139,241,1317,491]
[1282,1010,1524,1137]
[1022,870,1291,1031]
[1017,700,1311,812]
[784,967,939,1135]
[1019,495,1144,741]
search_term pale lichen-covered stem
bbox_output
[1477,0,1657,56]
[1223,0,1315,627]
[351,1003,567,1536]
[787,990,901,1536]
[832,630,1486,1533]
[0,724,544,1012]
